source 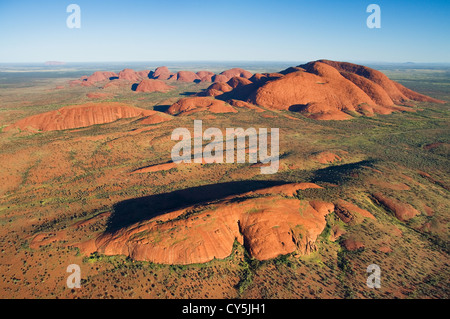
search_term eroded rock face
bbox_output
[189,60,444,120]
[312,60,443,104]
[342,237,365,251]
[334,199,376,223]
[86,92,114,99]
[242,60,445,120]
[6,102,156,132]
[80,183,335,264]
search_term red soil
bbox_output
[228,100,265,112]
[342,238,365,251]
[69,80,83,87]
[330,225,346,241]
[29,231,67,249]
[86,92,114,99]
[378,246,393,253]
[139,112,173,125]
[312,151,342,164]
[132,162,177,174]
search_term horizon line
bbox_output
[1,60,450,65]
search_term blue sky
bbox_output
[0,0,449,63]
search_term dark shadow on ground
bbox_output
[105,180,286,233]
[131,83,139,91]
[310,160,376,184]
[288,104,308,112]
[153,105,171,112]
[180,91,198,96]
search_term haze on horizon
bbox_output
[0,0,449,64]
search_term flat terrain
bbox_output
[0,64,448,299]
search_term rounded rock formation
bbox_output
[167,97,237,115]
[174,71,201,82]
[151,66,174,80]
[79,183,335,264]
[135,79,174,93]
[6,102,155,132]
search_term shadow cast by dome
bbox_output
[105,180,286,233]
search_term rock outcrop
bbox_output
[135,79,174,93]
[246,60,445,120]
[167,97,237,115]
[83,71,118,85]
[150,66,173,80]
[373,193,420,221]
[118,68,146,82]
[80,183,336,264]
[197,60,445,120]
[6,102,157,132]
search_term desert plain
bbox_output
[0,60,448,299]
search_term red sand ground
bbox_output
[132,162,178,174]
[86,92,114,99]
